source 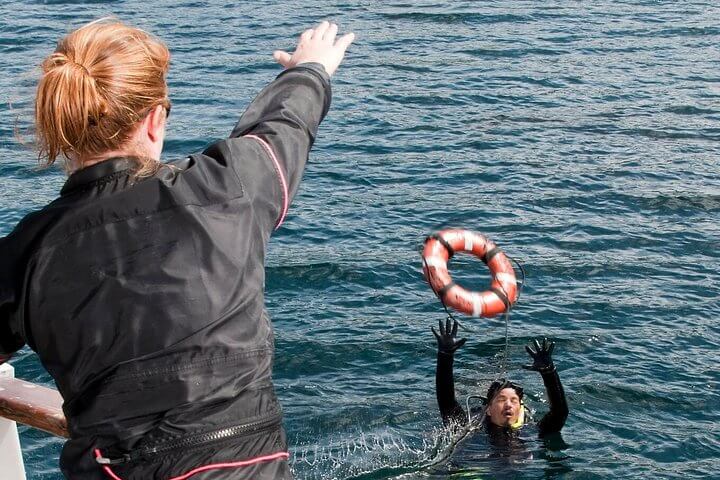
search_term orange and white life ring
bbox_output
[422,229,518,317]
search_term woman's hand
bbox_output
[432,318,466,355]
[273,21,355,77]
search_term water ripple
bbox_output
[2,1,720,478]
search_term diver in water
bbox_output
[432,319,568,437]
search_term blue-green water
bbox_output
[2,1,719,479]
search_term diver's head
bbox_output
[485,379,524,428]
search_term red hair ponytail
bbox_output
[35,19,170,175]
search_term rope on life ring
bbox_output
[422,229,518,317]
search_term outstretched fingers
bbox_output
[525,344,536,357]
[324,22,338,43]
[313,20,330,40]
[451,319,459,337]
[300,28,314,42]
[335,32,355,50]
[431,326,440,341]
[272,50,293,67]
[280,21,354,76]
[547,341,555,356]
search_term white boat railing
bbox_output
[0,362,68,480]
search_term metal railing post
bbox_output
[0,363,27,480]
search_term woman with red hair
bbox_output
[0,18,353,479]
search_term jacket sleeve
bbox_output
[436,351,468,427]
[201,63,331,233]
[0,234,27,361]
[537,368,569,436]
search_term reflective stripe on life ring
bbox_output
[422,229,518,317]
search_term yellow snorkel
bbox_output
[509,403,525,430]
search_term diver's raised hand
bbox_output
[523,337,556,373]
[273,21,355,77]
[432,318,466,355]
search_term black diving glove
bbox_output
[432,318,466,355]
[523,337,556,373]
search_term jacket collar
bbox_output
[60,157,138,197]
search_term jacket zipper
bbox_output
[96,410,282,465]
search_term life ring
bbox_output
[422,229,518,317]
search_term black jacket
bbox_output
[0,63,331,479]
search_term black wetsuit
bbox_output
[0,63,330,479]
[436,350,568,435]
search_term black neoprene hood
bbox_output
[485,379,525,403]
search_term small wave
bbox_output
[663,105,719,116]
[459,47,568,59]
[378,12,531,25]
[291,427,451,480]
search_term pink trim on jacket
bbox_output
[95,449,289,480]
[244,134,289,229]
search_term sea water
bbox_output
[1,1,718,478]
